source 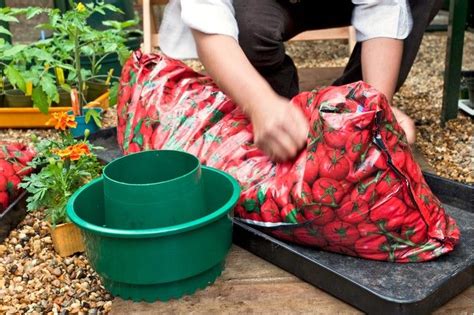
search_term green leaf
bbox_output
[120,19,139,29]
[102,20,121,29]
[85,109,102,127]
[108,81,119,107]
[95,8,106,15]
[117,46,131,66]
[60,83,71,93]
[35,23,55,31]
[103,42,118,53]
[40,75,59,103]
[29,47,55,63]
[0,25,12,36]
[5,65,26,92]
[3,44,27,57]
[0,15,18,23]
[92,113,102,128]
[26,7,45,19]
[80,45,94,56]
[32,86,49,114]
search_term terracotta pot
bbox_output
[50,222,85,257]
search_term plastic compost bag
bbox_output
[0,142,35,213]
[117,51,460,262]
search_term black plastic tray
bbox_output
[0,191,27,242]
[91,127,473,315]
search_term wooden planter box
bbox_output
[50,222,85,257]
[0,92,109,128]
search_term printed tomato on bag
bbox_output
[117,51,460,262]
[0,142,35,213]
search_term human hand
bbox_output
[391,106,416,144]
[248,96,309,162]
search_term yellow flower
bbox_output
[76,2,87,12]
[46,112,78,131]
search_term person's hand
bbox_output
[391,106,416,144]
[248,95,309,162]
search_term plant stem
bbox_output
[91,53,96,77]
[73,28,83,116]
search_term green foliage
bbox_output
[108,81,119,106]
[85,109,102,127]
[0,2,138,112]
[20,131,103,226]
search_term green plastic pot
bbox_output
[86,79,109,103]
[103,150,208,229]
[4,89,33,107]
[52,87,72,107]
[67,166,240,302]
[0,82,11,107]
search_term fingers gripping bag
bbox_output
[117,51,460,262]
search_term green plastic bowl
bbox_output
[67,166,240,302]
[103,150,207,229]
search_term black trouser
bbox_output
[233,0,443,99]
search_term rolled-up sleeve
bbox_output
[351,0,413,42]
[159,0,238,59]
[181,0,238,40]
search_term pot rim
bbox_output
[4,89,29,96]
[67,107,103,118]
[102,150,201,187]
[66,166,240,238]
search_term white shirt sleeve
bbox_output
[351,0,413,42]
[159,0,238,59]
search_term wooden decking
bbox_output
[112,246,473,314]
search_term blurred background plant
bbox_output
[0,1,140,112]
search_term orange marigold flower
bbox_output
[46,112,78,131]
[72,143,91,155]
[69,143,91,161]
[51,143,91,161]
[52,147,73,159]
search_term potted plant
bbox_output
[0,33,71,112]
[0,2,135,117]
[81,18,139,102]
[20,112,103,256]
[41,2,134,134]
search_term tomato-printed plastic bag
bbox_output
[0,142,35,213]
[117,51,460,262]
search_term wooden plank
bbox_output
[290,28,350,41]
[298,67,345,91]
[112,246,473,314]
[111,246,361,315]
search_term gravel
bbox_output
[0,30,472,314]
[0,211,113,314]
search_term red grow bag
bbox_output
[117,51,460,262]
